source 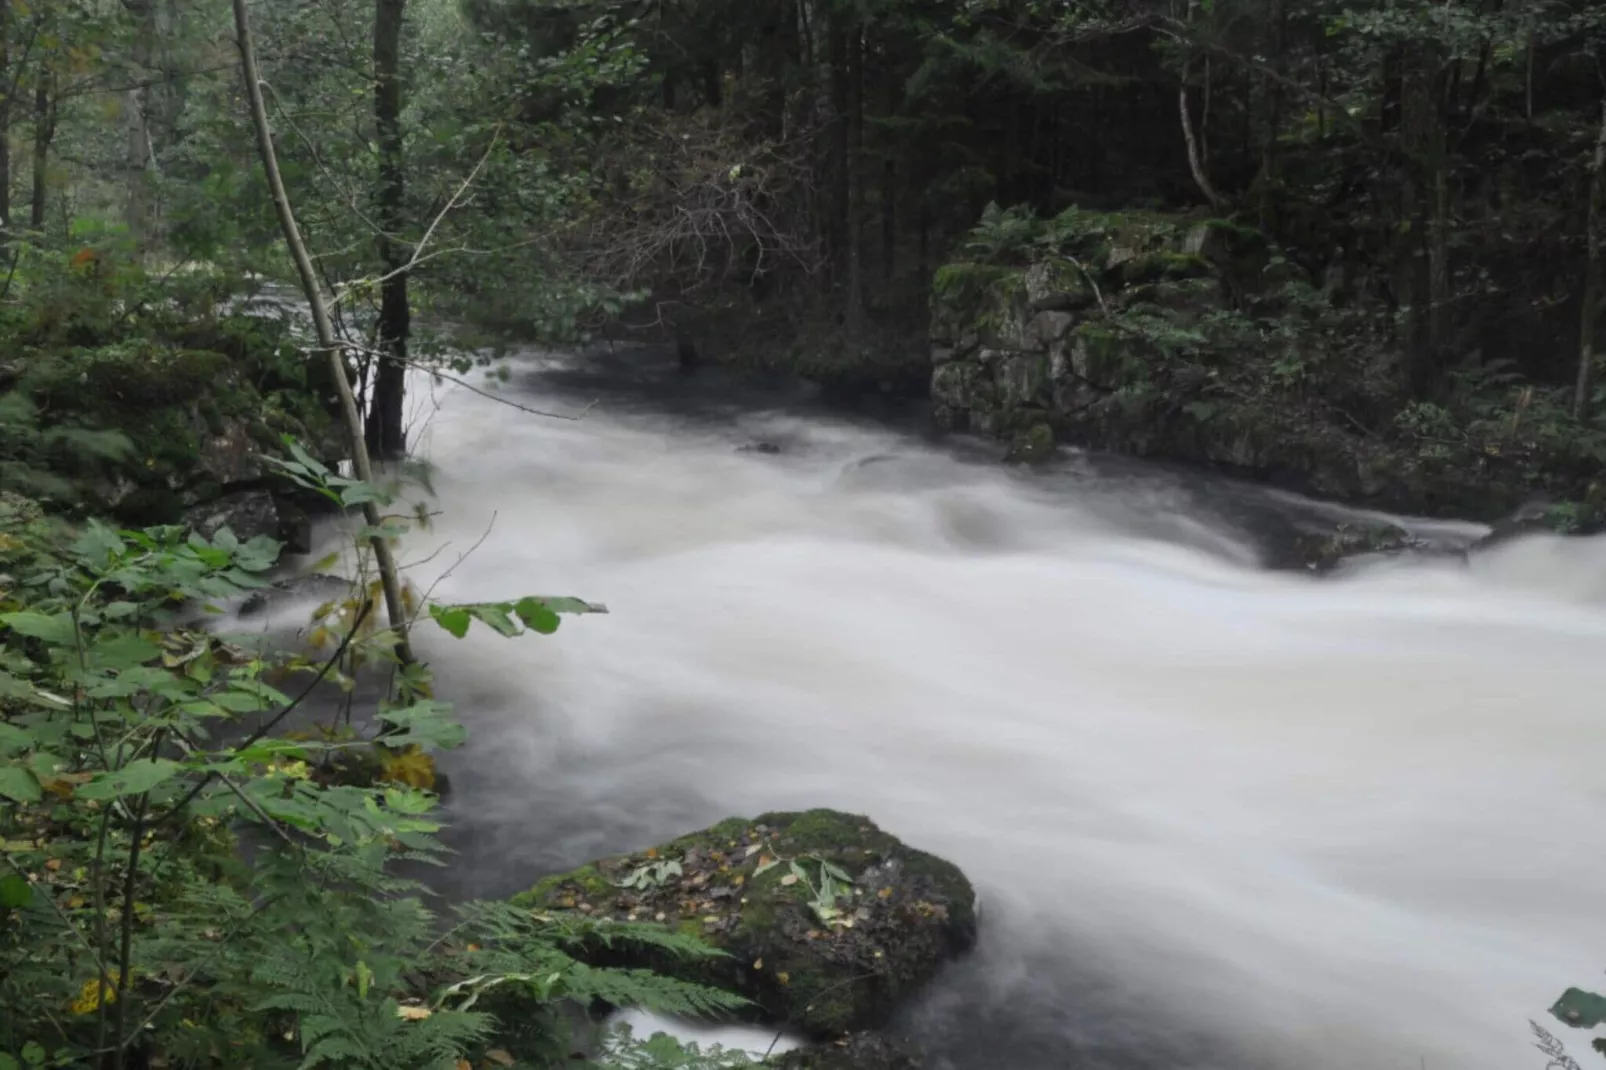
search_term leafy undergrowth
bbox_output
[0,450,756,1070]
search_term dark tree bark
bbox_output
[1575,97,1606,420]
[0,2,12,239]
[826,4,850,294]
[366,0,410,461]
[844,14,865,328]
[30,68,55,230]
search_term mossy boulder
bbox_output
[513,810,977,1039]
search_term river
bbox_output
[289,346,1606,1070]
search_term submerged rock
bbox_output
[513,809,977,1039]
[183,489,282,544]
[1284,522,1418,572]
[772,1032,923,1070]
[1003,422,1056,465]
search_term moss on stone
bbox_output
[512,810,976,1039]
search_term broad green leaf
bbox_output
[380,700,466,750]
[77,759,181,801]
[527,596,608,616]
[19,1044,43,1068]
[0,764,41,804]
[1551,987,1606,1029]
[0,611,76,647]
[0,1054,20,1070]
[513,597,561,635]
[0,873,33,909]
[0,723,31,757]
[86,632,161,671]
[468,604,520,637]
[429,605,471,639]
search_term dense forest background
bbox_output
[5,0,1606,516]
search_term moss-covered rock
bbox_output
[513,810,977,1039]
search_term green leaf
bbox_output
[0,873,33,909]
[528,596,608,615]
[512,597,561,635]
[0,611,76,647]
[1551,987,1606,1029]
[86,632,161,671]
[0,764,42,803]
[77,758,181,801]
[0,1053,18,1070]
[19,1044,43,1068]
[468,604,520,637]
[379,700,466,750]
[429,604,471,639]
[0,723,32,757]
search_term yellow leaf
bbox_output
[396,1004,432,1021]
[776,971,790,986]
[484,1050,515,1067]
[69,971,119,1015]
[780,874,799,887]
[379,745,436,790]
[752,958,763,970]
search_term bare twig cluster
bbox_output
[571,108,822,298]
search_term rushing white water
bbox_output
[306,354,1606,1069]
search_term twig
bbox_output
[330,129,504,309]
[343,341,598,421]
[407,512,498,631]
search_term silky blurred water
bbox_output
[264,351,1606,1069]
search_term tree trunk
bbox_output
[1574,98,1606,420]
[231,0,414,664]
[0,1,12,239]
[1259,0,1286,229]
[30,68,55,231]
[825,6,849,295]
[1179,81,1222,209]
[844,16,865,329]
[367,0,409,461]
[122,0,158,259]
[1398,45,1440,395]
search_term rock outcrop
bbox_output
[3,314,342,546]
[513,809,977,1040]
[929,205,1603,522]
